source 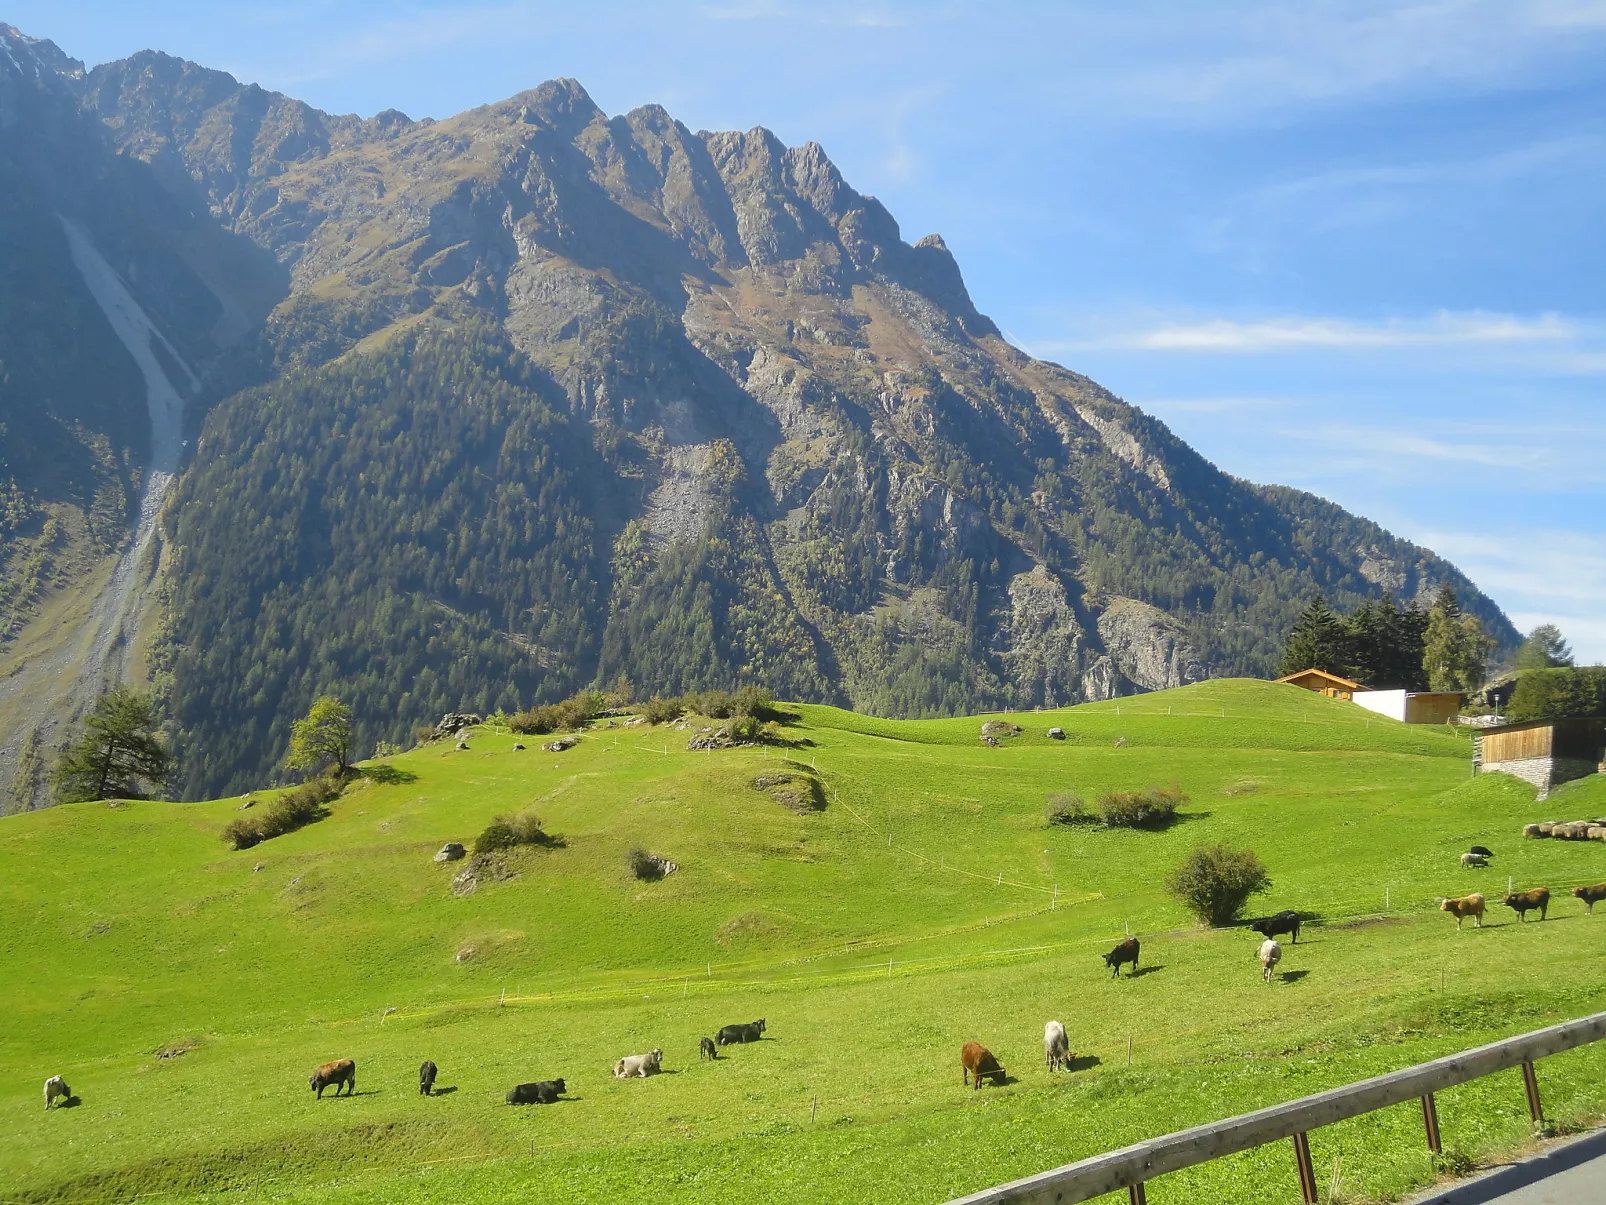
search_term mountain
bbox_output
[0,27,1519,804]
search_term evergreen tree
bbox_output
[1276,595,1351,678]
[52,689,172,803]
[1424,586,1496,692]
[1515,624,1574,670]
[287,697,354,778]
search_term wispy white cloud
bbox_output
[1082,311,1578,353]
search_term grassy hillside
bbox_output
[4,680,1606,1205]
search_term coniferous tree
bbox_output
[1276,595,1351,678]
[52,689,173,803]
[1515,624,1574,670]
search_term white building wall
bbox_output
[1352,690,1408,722]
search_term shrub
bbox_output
[1099,784,1185,829]
[473,810,557,855]
[222,774,341,849]
[1508,667,1606,722]
[628,846,675,881]
[1166,845,1271,926]
[1045,791,1092,825]
[509,690,604,735]
[641,696,684,724]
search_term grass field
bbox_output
[4,679,1606,1205]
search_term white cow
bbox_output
[1043,1021,1070,1071]
[1259,938,1282,983]
[44,1075,71,1109]
[612,1048,663,1078]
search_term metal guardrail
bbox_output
[949,1010,1606,1205]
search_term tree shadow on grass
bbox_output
[364,764,419,785]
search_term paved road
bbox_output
[1408,1129,1606,1204]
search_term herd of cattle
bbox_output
[39,845,1606,1112]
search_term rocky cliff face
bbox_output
[0,31,1520,799]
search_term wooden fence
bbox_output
[948,1010,1606,1205]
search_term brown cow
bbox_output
[1103,937,1140,978]
[1503,888,1550,922]
[1572,883,1606,914]
[310,1058,356,1098]
[1439,894,1485,930]
[961,1041,1005,1089]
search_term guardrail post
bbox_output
[1127,1184,1146,1205]
[1291,1131,1318,1204]
[1420,1092,1442,1153]
[1521,1059,1543,1123]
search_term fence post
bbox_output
[1127,1183,1147,1204]
[1421,1093,1442,1153]
[1291,1131,1318,1204]
[1522,1059,1544,1123]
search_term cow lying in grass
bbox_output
[961,1041,1005,1089]
[310,1059,355,1098]
[1572,883,1606,914]
[1258,938,1281,983]
[1103,937,1140,978]
[716,1019,766,1045]
[613,1049,662,1078]
[1440,894,1485,930]
[507,1078,565,1104]
[1503,888,1550,922]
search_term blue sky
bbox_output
[15,1,1606,660]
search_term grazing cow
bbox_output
[1468,845,1493,858]
[1250,910,1302,944]
[1503,888,1550,922]
[309,1059,356,1098]
[1258,938,1282,983]
[507,1078,566,1104]
[1439,894,1486,930]
[1572,883,1606,914]
[43,1076,70,1109]
[961,1041,1005,1089]
[699,1037,718,1061]
[1043,1021,1070,1072]
[1103,937,1140,978]
[1460,851,1489,869]
[419,1061,437,1096]
[613,1049,663,1078]
[716,1019,767,1045]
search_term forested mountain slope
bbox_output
[0,28,1518,801]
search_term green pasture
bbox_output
[4,680,1605,1205]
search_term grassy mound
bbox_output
[3,679,1604,1205]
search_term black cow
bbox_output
[1469,845,1494,858]
[506,1078,566,1105]
[699,1037,718,1061]
[1103,937,1140,978]
[1250,910,1302,944]
[716,1019,767,1045]
[419,1060,437,1096]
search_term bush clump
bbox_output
[1166,845,1271,926]
[1045,791,1092,825]
[641,686,781,726]
[1098,784,1186,829]
[509,691,606,735]
[641,695,685,724]
[222,774,342,850]
[628,846,677,881]
[473,810,558,855]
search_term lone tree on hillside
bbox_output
[287,696,354,778]
[1166,845,1271,927]
[53,689,173,803]
[1423,585,1496,693]
[1515,623,1574,671]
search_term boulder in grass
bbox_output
[434,842,466,863]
